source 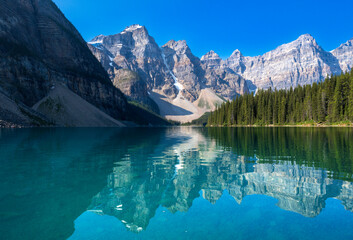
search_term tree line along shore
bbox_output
[207,70,353,127]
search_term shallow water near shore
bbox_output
[1,127,353,240]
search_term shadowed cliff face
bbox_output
[0,0,127,124]
[85,127,353,233]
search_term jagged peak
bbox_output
[165,39,176,45]
[162,40,191,55]
[331,37,353,53]
[268,34,319,53]
[340,37,353,47]
[95,34,105,38]
[120,24,147,34]
[298,33,314,40]
[164,40,187,47]
[123,24,144,31]
[294,34,318,46]
[88,34,105,44]
[88,25,149,46]
[176,40,187,45]
[230,49,243,58]
[201,50,221,61]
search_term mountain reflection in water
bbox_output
[1,127,353,240]
[84,127,353,233]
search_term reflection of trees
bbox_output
[206,127,353,180]
[88,127,353,233]
[2,127,352,237]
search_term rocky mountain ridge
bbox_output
[88,25,248,122]
[89,26,353,122]
[331,38,353,73]
[226,34,344,90]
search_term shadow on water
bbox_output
[1,127,353,239]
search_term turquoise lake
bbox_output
[1,127,353,239]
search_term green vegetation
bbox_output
[183,112,211,126]
[208,70,353,126]
[117,69,141,83]
[39,97,63,114]
[197,98,211,109]
[128,99,159,115]
[205,127,353,181]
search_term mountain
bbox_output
[87,24,176,114]
[88,25,248,122]
[331,38,353,73]
[201,50,249,98]
[89,27,353,122]
[1,1,351,126]
[0,0,130,127]
[227,34,343,90]
[161,40,203,102]
[32,84,125,127]
[111,69,160,114]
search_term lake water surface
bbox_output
[1,127,353,239]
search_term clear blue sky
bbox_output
[53,0,353,59]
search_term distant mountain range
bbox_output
[89,25,353,122]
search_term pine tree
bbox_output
[348,71,353,121]
[208,72,353,126]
